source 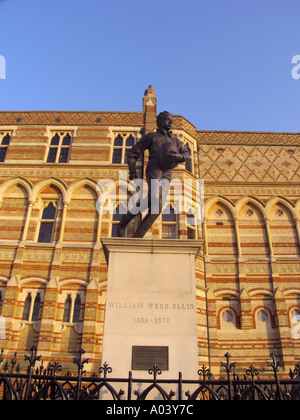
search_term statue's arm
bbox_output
[127,133,152,179]
[174,138,190,163]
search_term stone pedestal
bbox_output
[101,238,203,379]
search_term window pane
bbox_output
[59,148,70,163]
[187,211,195,227]
[126,135,135,147]
[42,203,56,220]
[47,147,58,163]
[162,224,176,239]
[185,143,191,155]
[114,135,123,147]
[72,295,81,323]
[32,294,41,322]
[1,134,10,146]
[38,222,54,243]
[50,134,60,146]
[63,295,72,323]
[111,224,119,237]
[22,294,32,321]
[124,149,130,164]
[112,148,122,164]
[185,157,192,172]
[0,148,7,162]
[187,227,196,239]
[113,204,126,221]
[162,205,175,222]
[62,133,71,145]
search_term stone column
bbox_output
[81,278,104,370]
[274,288,294,373]
[37,277,60,358]
[206,289,219,375]
[264,218,274,258]
[234,218,242,259]
[202,217,209,257]
[58,201,70,243]
[20,200,35,243]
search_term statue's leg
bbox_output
[132,212,160,238]
[132,185,165,238]
[117,211,136,237]
[117,194,146,237]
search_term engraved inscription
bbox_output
[132,346,169,371]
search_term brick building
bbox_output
[0,86,299,376]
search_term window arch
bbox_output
[206,200,237,257]
[63,295,72,323]
[37,202,57,243]
[63,293,83,324]
[47,132,72,163]
[0,132,11,162]
[32,293,41,322]
[22,293,32,321]
[72,295,81,324]
[0,183,28,241]
[290,308,300,327]
[184,143,193,172]
[255,308,273,331]
[269,201,299,257]
[162,204,177,239]
[220,309,237,331]
[22,291,43,322]
[112,133,136,164]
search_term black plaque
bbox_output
[132,346,169,371]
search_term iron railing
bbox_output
[0,347,299,400]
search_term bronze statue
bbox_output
[117,111,189,238]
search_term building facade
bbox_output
[0,86,299,376]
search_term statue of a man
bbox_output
[117,111,189,238]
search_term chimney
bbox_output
[143,85,157,134]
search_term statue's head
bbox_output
[157,111,173,131]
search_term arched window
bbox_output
[112,135,123,164]
[22,293,32,321]
[0,132,11,162]
[47,132,72,163]
[22,292,43,322]
[63,295,72,323]
[31,293,41,322]
[63,294,83,324]
[162,205,177,239]
[256,309,272,331]
[220,309,237,331]
[72,295,81,324]
[125,135,135,164]
[112,133,135,164]
[185,143,192,172]
[38,202,57,243]
[291,309,300,324]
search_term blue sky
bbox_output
[0,0,299,132]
